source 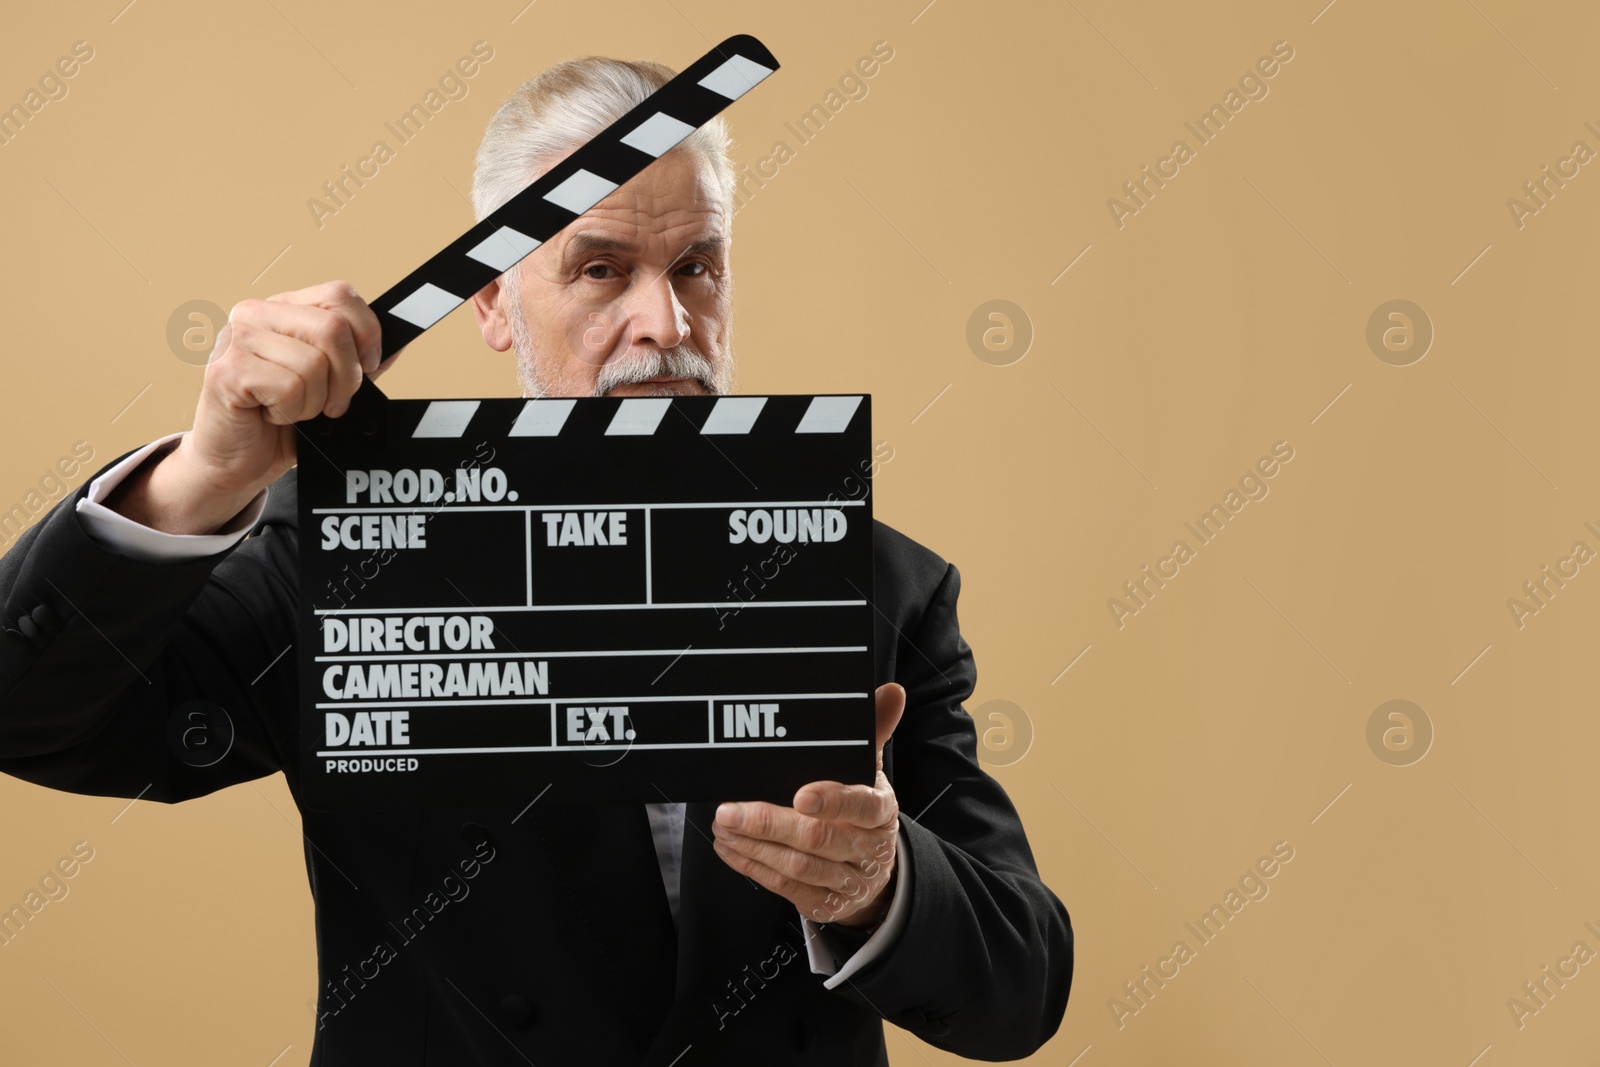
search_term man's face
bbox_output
[471,146,734,398]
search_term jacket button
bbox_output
[15,614,40,642]
[461,821,491,846]
[29,602,57,630]
[499,993,536,1027]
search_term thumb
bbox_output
[874,682,906,773]
[207,322,232,366]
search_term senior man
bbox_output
[0,55,1072,1064]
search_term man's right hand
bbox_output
[106,280,384,536]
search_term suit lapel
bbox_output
[637,799,792,1065]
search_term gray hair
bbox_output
[471,55,737,278]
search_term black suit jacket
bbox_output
[0,448,1073,1065]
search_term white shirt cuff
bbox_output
[74,432,270,562]
[803,823,913,989]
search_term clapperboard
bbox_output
[293,35,878,810]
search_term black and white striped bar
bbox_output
[294,392,877,810]
[369,35,778,360]
[405,393,863,440]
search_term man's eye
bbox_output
[584,264,616,280]
[678,261,708,277]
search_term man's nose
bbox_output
[621,267,690,350]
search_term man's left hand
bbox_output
[712,681,907,928]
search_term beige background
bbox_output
[0,0,1594,1063]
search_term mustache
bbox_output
[593,346,719,394]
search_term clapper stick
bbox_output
[365,34,778,364]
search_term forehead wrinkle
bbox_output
[546,156,728,276]
[559,231,637,268]
[558,224,727,273]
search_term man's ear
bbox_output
[471,275,514,353]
